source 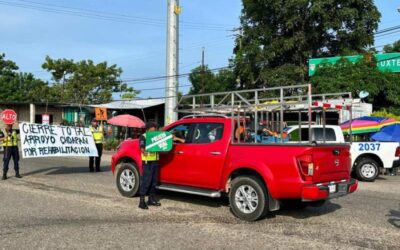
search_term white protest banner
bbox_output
[19,122,98,158]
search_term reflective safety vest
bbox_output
[90,126,104,144]
[2,130,18,147]
[141,134,159,162]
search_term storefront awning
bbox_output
[90,99,164,110]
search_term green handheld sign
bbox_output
[145,131,173,152]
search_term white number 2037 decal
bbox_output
[358,143,381,151]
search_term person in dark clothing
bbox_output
[138,122,161,209]
[0,124,21,180]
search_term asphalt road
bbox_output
[0,154,399,249]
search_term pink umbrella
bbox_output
[108,114,145,128]
[340,116,397,134]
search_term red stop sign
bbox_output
[1,109,17,124]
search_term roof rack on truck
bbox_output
[181,114,229,119]
[175,84,354,144]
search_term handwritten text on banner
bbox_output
[19,123,98,158]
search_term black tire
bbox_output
[116,163,140,197]
[354,158,379,182]
[229,176,269,221]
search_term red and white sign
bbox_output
[42,114,50,125]
[1,109,17,124]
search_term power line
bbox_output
[0,0,234,31]
[121,66,230,83]
[132,84,192,92]
[375,30,400,39]
[375,25,400,35]
[24,65,231,85]
[17,0,234,28]
[106,37,234,63]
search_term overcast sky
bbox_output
[0,0,398,98]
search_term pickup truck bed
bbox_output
[285,125,400,181]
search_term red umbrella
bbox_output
[107,114,145,128]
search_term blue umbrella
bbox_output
[371,124,400,142]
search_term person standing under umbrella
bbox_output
[89,118,104,172]
[138,122,161,209]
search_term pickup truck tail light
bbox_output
[395,147,400,157]
[297,154,314,181]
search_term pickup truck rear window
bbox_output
[313,128,336,141]
[289,128,336,142]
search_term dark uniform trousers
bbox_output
[3,146,19,174]
[139,161,159,196]
[89,143,103,171]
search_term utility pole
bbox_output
[234,27,243,89]
[165,0,180,125]
[201,47,205,94]
[201,47,205,99]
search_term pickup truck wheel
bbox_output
[229,176,268,221]
[116,163,140,197]
[355,158,379,182]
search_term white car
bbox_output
[285,125,400,182]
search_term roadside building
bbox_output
[0,102,64,125]
[92,98,164,125]
[0,102,96,126]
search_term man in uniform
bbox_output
[0,124,21,180]
[89,118,104,172]
[138,122,161,209]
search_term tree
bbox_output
[188,66,236,95]
[0,53,52,103]
[120,90,140,100]
[234,0,381,89]
[0,53,18,76]
[383,40,400,53]
[42,56,136,104]
[371,109,400,120]
[311,56,400,114]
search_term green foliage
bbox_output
[234,0,381,88]
[104,138,120,151]
[311,56,400,113]
[121,91,140,100]
[371,109,400,120]
[188,66,236,94]
[0,53,52,102]
[259,64,306,87]
[383,40,400,53]
[1,53,136,104]
[42,56,135,104]
[0,53,18,76]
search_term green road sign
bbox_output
[145,131,173,152]
[309,52,400,76]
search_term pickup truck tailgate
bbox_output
[311,145,351,183]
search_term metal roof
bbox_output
[90,98,165,110]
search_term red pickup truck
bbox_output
[111,116,358,221]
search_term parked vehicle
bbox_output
[112,86,358,221]
[285,125,400,181]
